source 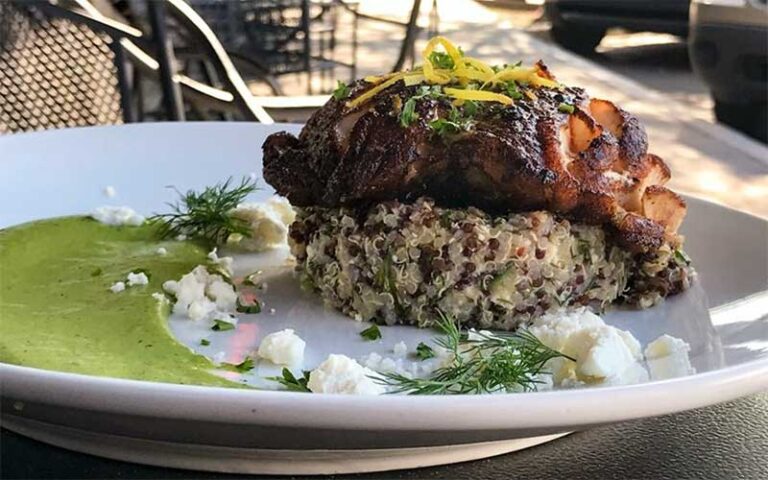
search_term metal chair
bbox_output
[187,0,358,94]
[0,1,124,132]
[0,0,274,133]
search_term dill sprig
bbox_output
[150,177,257,246]
[377,311,572,395]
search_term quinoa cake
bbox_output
[262,36,694,330]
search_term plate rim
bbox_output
[2,122,767,433]
[3,354,767,432]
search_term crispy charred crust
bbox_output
[262,64,685,253]
[611,212,665,253]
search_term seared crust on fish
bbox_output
[263,63,686,253]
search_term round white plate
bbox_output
[1,123,767,475]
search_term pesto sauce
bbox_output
[0,217,239,388]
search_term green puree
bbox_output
[0,217,238,387]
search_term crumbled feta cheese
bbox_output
[308,354,386,395]
[188,298,217,321]
[110,281,126,293]
[257,329,306,366]
[228,196,296,251]
[568,326,642,379]
[156,247,168,256]
[645,334,695,380]
[529,309,644,386]
[151,292,167,303]
[207,247,234,276]
[268,308,276,315]
[126,271,149,287]
[393,341,408,358]
[175,234,187,241]
[91,206,145,226]
[163,265,239,325]
[103,186,116,198]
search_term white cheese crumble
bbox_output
[156,247,168,256]
[162,265,238,325]
[91,206,145,226]
[151,292,167,303]
[645,334,695,380]
[228,196,296,252]
[307,354,386,395]
[103,186,117,198]
[529,309,645,386]
[126,271,149,287]
[207,247,234,276]
[110,281,126,293]
[393,341,408,358]
[257,329,306,366]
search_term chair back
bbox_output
[0,1,123,133]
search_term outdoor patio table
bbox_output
[2,394,767,478]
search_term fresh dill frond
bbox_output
[377,310,573,395]
[150,177,257,247]
[268,368,312,392]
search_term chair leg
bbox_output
[393,0,423,72]
[111,39,136,123]
[147,0,185,121]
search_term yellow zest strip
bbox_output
[528,75,560,88]
[422,36,465,84]
[463,57,494,78]
[482,67,560,89]
[347,72,424,109]
[444,87,514,105]
[403,74,426,86]
[349,37,562,110]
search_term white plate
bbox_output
[1,123,767,475]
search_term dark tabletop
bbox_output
[2,392,767,480]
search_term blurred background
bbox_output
[1,0,765,223]
[1,0,766,139]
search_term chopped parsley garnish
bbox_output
[416,342,435,360]
[211,318,236,331]
[221,357,255,373]
[360,324,382,341]
[150,177,257,247]
[428,50,455,70]
[558,102,575,114]
[399,85,443,128]
[333,80,350,100]
[674,248,692,265]
[200,338,211,346]
[400,97,419,127]
[268,368,312,392]
[236,297,261,314]
[506,81,523,100]
[429,105,475,136]
[206,265,233,285]
[241,272,261,287]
